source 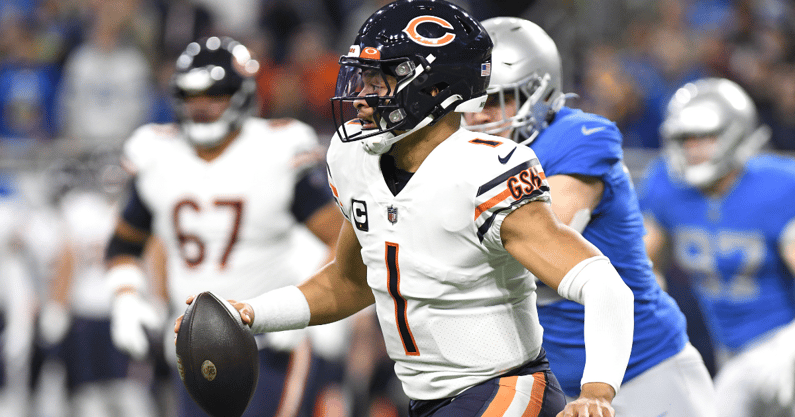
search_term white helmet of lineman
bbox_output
[461,16,567,144]
[660,77,771,188]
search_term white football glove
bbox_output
[38,302,71,347]
[111,292,164,361]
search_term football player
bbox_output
[461,18,716,417]
[638,77,795,417]
[104,36,343,417]
[178,1,635,416]
[39,157,157,417]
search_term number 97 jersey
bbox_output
[326,126,552,401]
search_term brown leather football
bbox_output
[175,291,259,417]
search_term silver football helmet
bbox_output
[661,77,770,188]
[461,17,566,144]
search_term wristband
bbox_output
[106,264,147,294]
[244,286,311,334]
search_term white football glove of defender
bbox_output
[111,291,163,361]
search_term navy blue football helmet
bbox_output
[331,0,492,152]
[171,36,260,148]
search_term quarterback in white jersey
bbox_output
[107,37,342,417]
[327,121,549,399]
[184,2,635,417]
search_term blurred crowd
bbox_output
[1,0,794,158]
[0,0,794,416]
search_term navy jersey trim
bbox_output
[122,181,153,232]
[291,165,335,223]
[475,190,547,243]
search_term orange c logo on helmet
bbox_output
[402,16,456,47]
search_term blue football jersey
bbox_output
[532,107,688,397]
[638,154,795,353]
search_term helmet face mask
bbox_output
[661,78,770,189]
[462,17,565,145]
[331,0,493,153]
[171,36,259,148]
[332,55,418,142]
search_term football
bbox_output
[175,291,259,417]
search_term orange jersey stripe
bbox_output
[481,376,518,417]
[474,188,512,220]
[522,372,546,417]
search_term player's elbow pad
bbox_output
[557,256,634,395]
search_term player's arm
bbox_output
[780,217,795,276]
[217,219,373,335]
[38,239,75,347]
[293,166,344,266]
[642,214,669,290]
[105,181,153,282]
[299,219,373,324]
[501,200,633,409]
[545,174,603,233]
[105,181,163,360]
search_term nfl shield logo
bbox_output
[387,206,398,224]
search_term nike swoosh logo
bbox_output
[581,126,606,135]
[498,147,516,164]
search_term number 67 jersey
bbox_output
[326,126,552,400]
[122,118,326,313]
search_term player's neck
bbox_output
[700,168,740,197]
[389,114,459,172]
[195,130,241,162]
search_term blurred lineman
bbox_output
[104,36,342,417]
[178,1,635,416]
[639,77,795,417]
[462,17,716,417]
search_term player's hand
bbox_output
[111,291,163,361]
[38,302,72,347]
[557,383,615,417]
[174,295,255,344]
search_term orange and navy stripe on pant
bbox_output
[408,351,567,417]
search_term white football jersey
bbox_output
[123,118,325,313]
[60,190,118,318]
[326,125,551,400]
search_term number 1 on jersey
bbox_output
[385,242,420,356]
